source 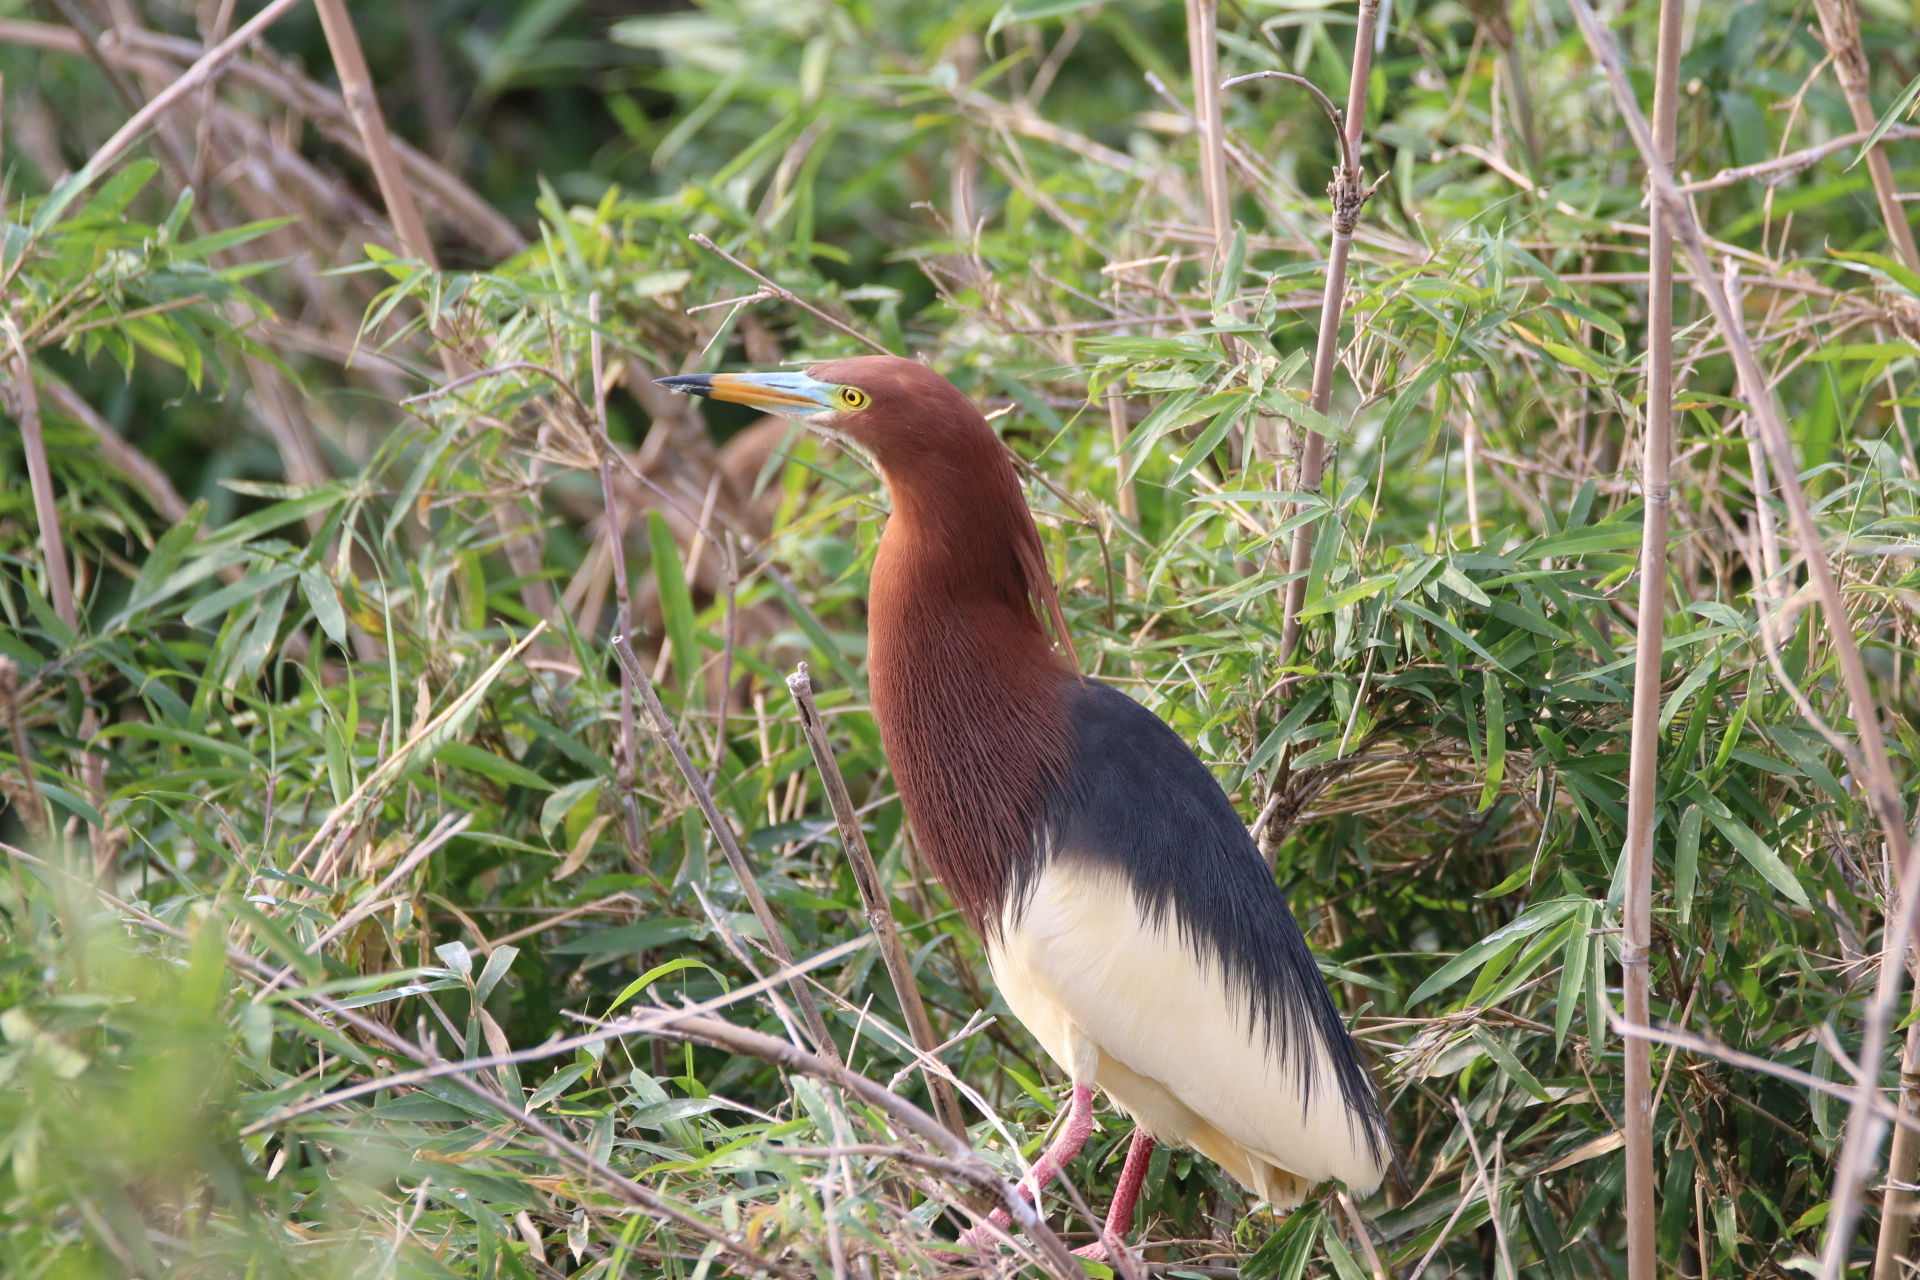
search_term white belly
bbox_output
[987,858,1386,1207]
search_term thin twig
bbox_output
[785,664,964,1135]
[1674,123,1920,194]
[587,293,646,860]
[688,234,889,355]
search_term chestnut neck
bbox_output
[864,433,1075,931]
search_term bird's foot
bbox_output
[950,1207,1015,1255]
[1071,1238,1115,1260]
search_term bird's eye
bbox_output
[835,387,869,411]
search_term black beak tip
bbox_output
[654,374,714,397]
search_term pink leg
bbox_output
[1074,1129,1157,1260]
[958,1082,1095,1252]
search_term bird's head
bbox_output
[655,354,992,474]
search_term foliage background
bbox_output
[2,0,1919,1274]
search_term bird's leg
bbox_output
[957,1082,1096,1251]
[1023,1081,1095,1198]
[1073,1128,1157,1261]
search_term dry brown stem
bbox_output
[0,660,50,838]
[1876,1007,1920,1276]
[1675,122,1920,195]
[1810,0,1920,273]
[1618,0,1686,1272]
[311,0,436,272]
[785,664,964,1135]
[6,345,76,633]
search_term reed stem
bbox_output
[1620,0,1685,1272]
[1278,0,1379,664]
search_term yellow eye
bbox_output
[835,386,869,411]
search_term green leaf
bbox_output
[548,918,704,955]
[301,569,348,645]
[1243,1203,1323,1280]
[174,218,296,260]
[1212,224,1247,314]
[1262,386,1350,442]
[1521,523,1646,561]
[648,510,702,693]
[1703,807,1809,907]
[434,741,555,791]
[1554,910,1591,1050]
[608,957,730,1011]
[1440,564,1491,607]
[1767,726,1850,804]
[1850,72,1920,169]
[1408,899,1582,1007]
[1674,805,1704,925]
[1164,396,1250,486]
[541,777,602,838]
[1295,574,1396,621]
[1395,599,1509,673]
[1320,1221,1369,1280]
[988,0,1102,36]
[1479,671,1505,812]
[1470,1027,1553,1103]
[1541,340,1611,378]
[526,1063,592,1110]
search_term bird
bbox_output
[659,355,1389,1258]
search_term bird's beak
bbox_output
[654,371,836,419]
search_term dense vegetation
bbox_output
[3,0,1919,1275]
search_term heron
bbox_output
[659,355,1389,1259]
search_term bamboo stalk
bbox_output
[1278,0,1381,664]
[7,345,75,633]
[1810,0,1920,274]
[311,0,436,272]
[1184,0,1230,267]
[1107,386,1141,598]
[1875,1011,1920,1277]
[1619,0,1686,1272]
[1567,7,1914,1274]
[785,664,965,1136]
